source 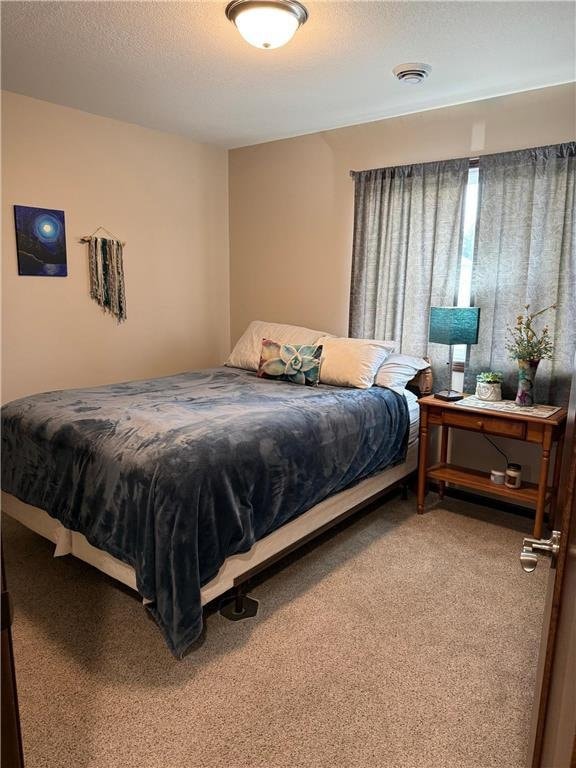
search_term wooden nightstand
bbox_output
[417,395,568,537]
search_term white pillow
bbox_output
[226,320,331,372]
[318,337,396,389]
[374,353,430,390]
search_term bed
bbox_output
[1,365,428,657]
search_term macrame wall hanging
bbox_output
[80,227,127,322]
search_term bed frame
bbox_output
[2,367,432,623]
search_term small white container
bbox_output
[505,463,522,489]
[476,381,502,401]
[490,469,506,485]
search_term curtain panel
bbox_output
[465,142,576,406]
[349,159,469,391]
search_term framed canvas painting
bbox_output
[14,205,67,276]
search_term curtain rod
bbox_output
[349,156,480,178]
[349,141,576,178]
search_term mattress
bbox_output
[2,369,413,656]
[404,389,420,445]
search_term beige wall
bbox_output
[2,92,229,402]
[229,83,576,344]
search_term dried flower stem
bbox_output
[506,304,556,361]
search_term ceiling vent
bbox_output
[393,63,432,85]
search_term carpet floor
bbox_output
[2,494,547,768]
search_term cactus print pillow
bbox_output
[257,339,323,386]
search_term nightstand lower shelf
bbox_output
[427,463,552,506]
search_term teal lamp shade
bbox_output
[428,307,480,346]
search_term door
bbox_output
[526,355,576,768]
[1,552,25,768]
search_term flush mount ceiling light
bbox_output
[393,63,432,85]
[225,0,309,50]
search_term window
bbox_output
[453,165,479,366]
[350,143,574,405]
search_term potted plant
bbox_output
[475,371,503,401]
[506,304,555,407]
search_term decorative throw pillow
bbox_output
[317,336,396,389]
[257,339,323,386]
[226,320,331,372]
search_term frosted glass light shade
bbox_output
[235,6,298,48]
[226,1,308,50]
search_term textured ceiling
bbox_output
[2,1,575,148]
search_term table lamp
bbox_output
[428,306,480,401]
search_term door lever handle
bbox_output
[520,530,561,573]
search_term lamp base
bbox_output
[434,389,464,402]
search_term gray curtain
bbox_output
[349,158,469,390]
[465,143,576,406]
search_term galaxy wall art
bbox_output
[14,205,67,276]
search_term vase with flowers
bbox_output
[506,304,555,407]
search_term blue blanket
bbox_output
[1,367,409,656]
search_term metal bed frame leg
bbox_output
[220,586,259,621]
